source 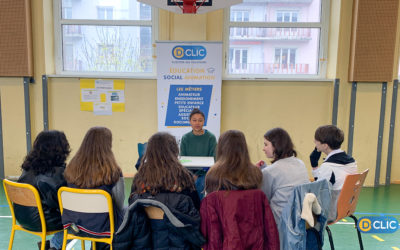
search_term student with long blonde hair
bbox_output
[130,132,198,204]
[205,130,262,193]
[125,132,204,249]
[63,127,124,249]
[201,130,279,250]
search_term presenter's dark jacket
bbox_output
[14,165,66,231]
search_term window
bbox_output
[63,7,72,19]
[231,11,250,36]
[226,0,330,78]
[277,11,298,22]
[273,48,306,74]
[54,0,157,76]
[229,48,248,73]
[63,44,74,70]
[97,6,114,20]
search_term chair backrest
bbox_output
[57,187,115,234]
[144,206,164,219]
[3,179,46,230]
[138,142,148,158]
[335,169,369,222]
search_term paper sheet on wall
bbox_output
[93,102,112,115]
[80,79,125,113]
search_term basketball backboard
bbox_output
[138,0,242,14]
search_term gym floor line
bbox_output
[0,179,399,250]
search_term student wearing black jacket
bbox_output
[119,132,204,249]
[15,130,70,250]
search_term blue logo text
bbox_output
[357,216,399,234]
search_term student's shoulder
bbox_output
[204,130,216,139]
[262,163,280,176]
[181,131,193,140]
[291,156,306,167]
[324,152,355,165]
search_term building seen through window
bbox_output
[227,0,327,77]
[56,0,154,74]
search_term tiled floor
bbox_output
[0,179,399,250]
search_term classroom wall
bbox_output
[0,0,399,186]
[0,78,26,177]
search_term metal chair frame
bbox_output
[3,179,62,250]
[57,187,115,250]
[326,169,369,250]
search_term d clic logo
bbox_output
[357,216,399,233]
[172,45,207,60]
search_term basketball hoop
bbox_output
[171,0,206,14]
[137,0,243,15]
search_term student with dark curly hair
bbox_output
[16,130,70,250]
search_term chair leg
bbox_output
[349,215,364,250]
[325,226,335,250]
[81,240,85,250]
[92,241,96,250]
[40,234,47,250]
[61,230,68,250]
[8,228,15,250]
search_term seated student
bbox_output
[180,108,217,199]
[204,130,261,193]
[124,132,203,249]
[63,127,124,250]
[15,130,70,250]
[257,127,310,225]
[180,108,217,157]
[310,125,358,222]
[202,130,279,250]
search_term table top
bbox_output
[179,156,214,169]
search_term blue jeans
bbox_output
[195,172,206,200]
[50,231,64,249]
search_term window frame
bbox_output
[97,6,114,20]
[53,0,158,78]
[223,0,330,80]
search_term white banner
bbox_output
[157,41,222,142]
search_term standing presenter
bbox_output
[180,108,217,199]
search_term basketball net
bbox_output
[171,0,206,14]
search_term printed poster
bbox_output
[80,79,125,115]
[157,41,222,142]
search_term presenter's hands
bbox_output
[309,147,321,168]
[256,160,265,168]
